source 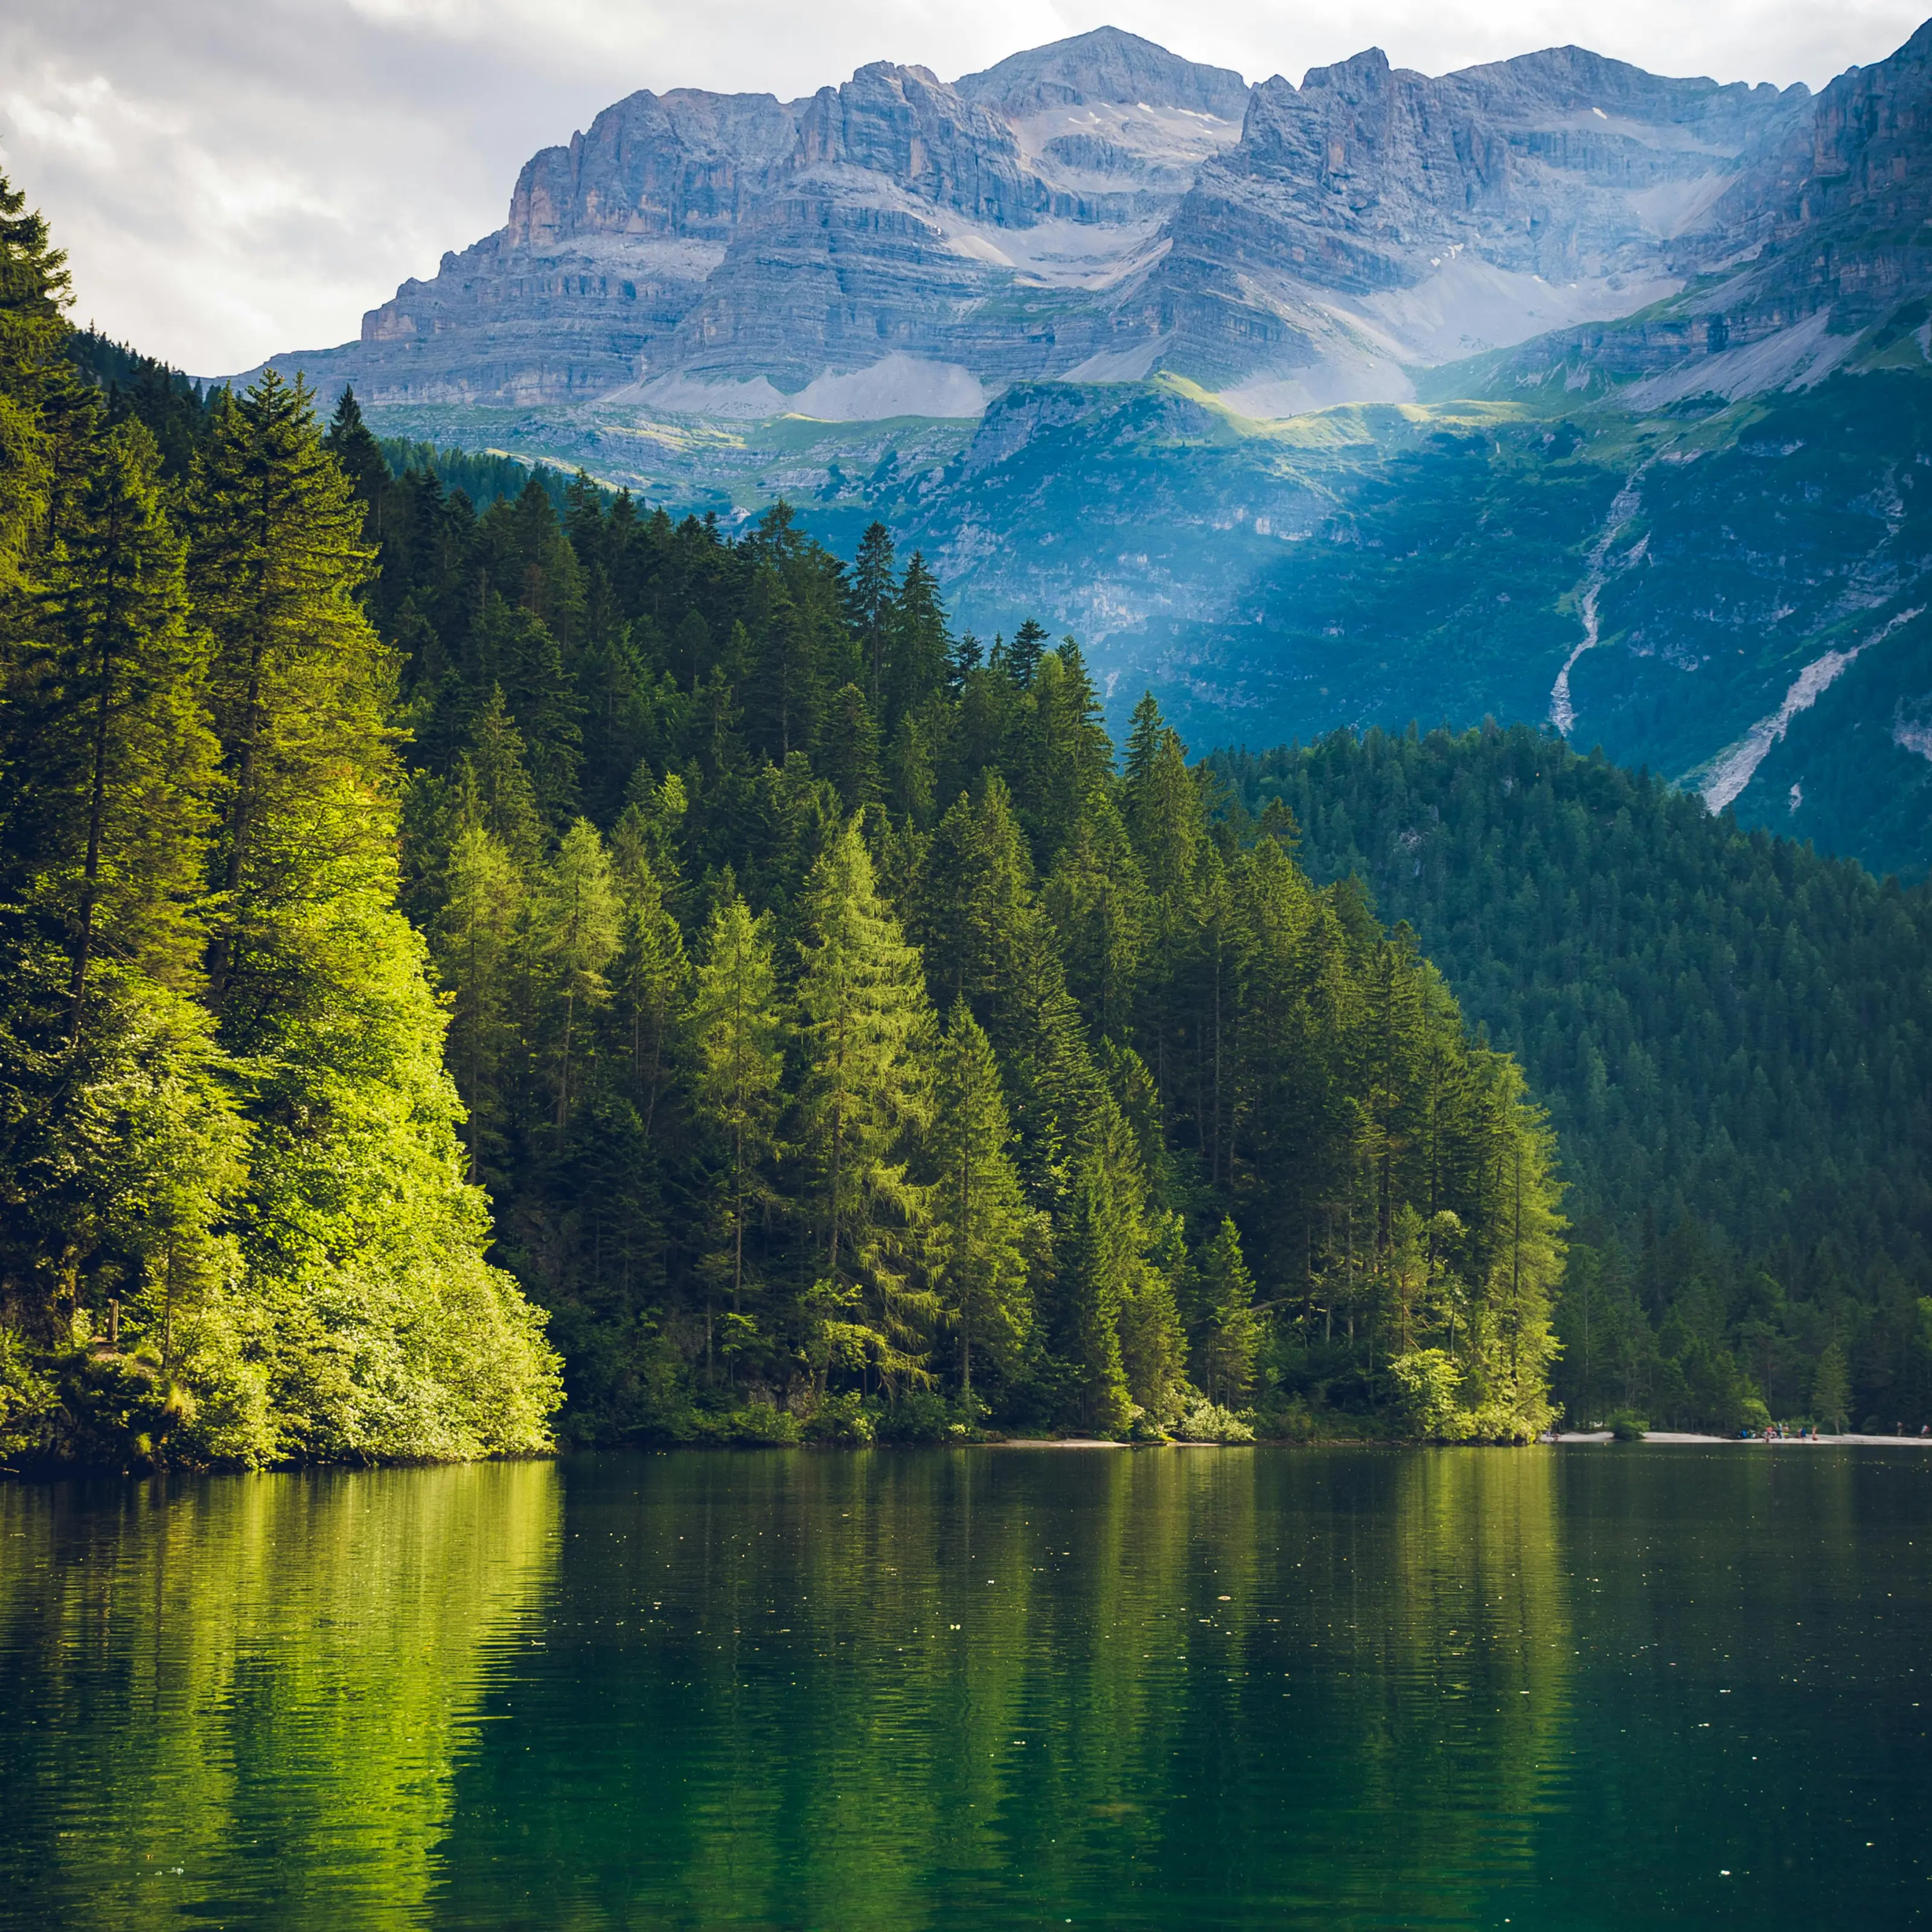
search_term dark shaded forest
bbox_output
[1217,728,1932,1434]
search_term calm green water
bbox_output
[2,1447,1928,1930]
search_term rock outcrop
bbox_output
[239,21,1932,418]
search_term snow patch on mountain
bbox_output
[788,356,987,420]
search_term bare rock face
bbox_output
[955,25,1250,120]
[1137,46,1808,391]
[248,25,1249,406]
[242,20,1932,418]
[341,88,799,404]
[1469,21,1932,399]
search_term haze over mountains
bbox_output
[240,22,1932,880]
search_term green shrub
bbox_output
[1607,1410,1648,1442]
[726,1403,801,1446]
[1171,1398,1255,1444]
[873,1390,954,1444]
[802,1392,874,1445]
[0,1328,58,1465]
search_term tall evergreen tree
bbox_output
[793,819,935,1388]
[929,1000,1032,1408]
[689,892,784,1326]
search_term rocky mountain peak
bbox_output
[956,25,1250,120]
[793,62,1041,225]
[251,19,1932,423]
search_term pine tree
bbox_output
[31,419,219,1035]
[540,819,620,1133]
[793,818,935,1388]
[884,552,950,726]
[187,374,560,1460]
[916,779,1096,1189]
[469,592,581,826]
[1194,1216,1261,1406]
[929,1000,1032,1408]
[690,892,784,1325]
[0,171,77,588]
[822,682,883,814]
[850,520,895,710]
[436,820,522,1182]
[609,850,687,1139]
[1045,794,1150,1043]
[1812,1341,1851,1434]
[1000,617,1048,690]
[1056,1101,1138,1436]
[188,369,389,1014]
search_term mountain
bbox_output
[244,24,1816,411]
[234,21,1932,880]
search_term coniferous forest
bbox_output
[1220,729,1932,1436]
[0,180,1566,1464]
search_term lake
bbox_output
[2,1446,1927,1929]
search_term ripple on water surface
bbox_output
[1,1446,1928,1930]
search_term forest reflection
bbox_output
[432,1448,1570,1931]
[0,1462,560,1930]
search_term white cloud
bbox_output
[1,0,1924,376]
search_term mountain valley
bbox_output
[237,20,1932,880]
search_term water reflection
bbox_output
[8,1448,1925,1932]
[430,1448,1570,1931]
[0,1462,559,1929]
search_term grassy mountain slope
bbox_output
[361,357,1932,880]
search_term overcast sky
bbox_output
[3,0,1927,378]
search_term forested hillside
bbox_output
[0,180,560,1467]
[0,182,1563,1460]
[316,394,1562,1446]
[1216,728,1932,1435]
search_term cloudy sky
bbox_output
[4,0,1927,377]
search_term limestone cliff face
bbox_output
[1473,22,1932,396]
[1136,46,1808,389]
[245,20,1932,417]
[347,88,799,403]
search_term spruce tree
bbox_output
[609,849,687,1139]
[850,520,895,709]
[1056,1102,1138,1436]
[34,419,219,1034]
[436,820,522,1181]
[793,818,935,1389]
[1194,1216,1261,1406]
[690,893,784,1322]
[188,374,560,1461]
[929,1000,1032,1409]
[189,369,388,1012]
[540,819,620,1133]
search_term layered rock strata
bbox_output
[242,22,1932,418]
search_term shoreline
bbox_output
[1553,1430,1932,1447]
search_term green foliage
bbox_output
[1811,1342,1852,1435]
[333,451,1566,1442]
[1217,721,1932,1433]
[1169,1396,1255,1444]
[0,178,560,1467]
[22,286,1571,1451]
[1607,1410,1648,1442]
